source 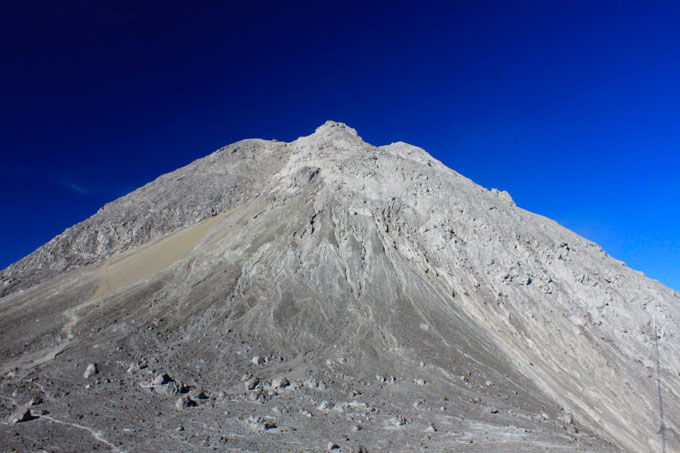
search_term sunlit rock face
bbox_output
[1,122,678,452]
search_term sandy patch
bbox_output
[94,212,226,299]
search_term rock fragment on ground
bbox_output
[11,407,35,423]
[245,376,259,390]
[83,363,98,379]
[175,395,197,410]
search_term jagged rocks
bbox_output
[387,416,409,427]
[244,415,277,432]
[317,400,333,412]
[271,377,290,389]
[376,375,396,384]
[141,372,189,396]
[303,378,327,391]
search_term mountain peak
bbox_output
[292,121,365,153]
[312,121,360,138]
[1,123,678,453]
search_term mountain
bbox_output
[1,121,678,452]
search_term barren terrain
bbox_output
[1,122,678,452]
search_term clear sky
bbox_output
[1,1,678,291]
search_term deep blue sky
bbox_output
[1,1,678,291]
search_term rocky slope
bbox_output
[0,138,288,298]
[1,121,678,452]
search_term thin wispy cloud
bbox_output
[58,180,90,195]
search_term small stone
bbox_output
[414,378,426,386]
[175,395,197,410]
[195,391,209,400]
[328,442,340,450]
[159,380,180,396]
[246,415,266,431]
[245,376,259,390]
[245,415,276,431]
[264,421,277,430]
[11,407,35,423]
[248,390,266,402]
[426,424,437,433]
[317,400,332,411]
[271,377,290,389]
[251,355,265,365]
[152,373,173,385]
[83,363,98,379]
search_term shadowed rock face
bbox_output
[1,121,678,452]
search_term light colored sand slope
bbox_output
[94,211,226,299]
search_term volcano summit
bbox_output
[1,122,678,451]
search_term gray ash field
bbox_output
[1,122,678,452]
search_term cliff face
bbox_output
[1,122,678,451]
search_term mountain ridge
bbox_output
[0,121,441,297]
